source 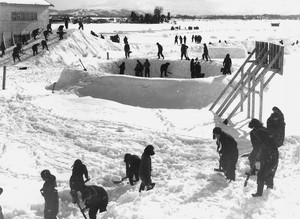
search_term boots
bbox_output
[252,182,264,197]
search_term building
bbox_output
[0,0,53,47]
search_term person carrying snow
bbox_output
[124,153,141,185]
[252,128,279,197]
[143,59,151,77]
[40,169,59,219]
[213,127,238,181]
[69,159,90,203]
[202,43,209,61]
[139,145,155,192]
[267,106,285,147]
[160,62,170,78]
[222,54,232,75]
[248,118,264,175]
[156,42,164,59]
[32,28,40,40]
[81,185,108,219]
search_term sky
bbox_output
[46,0,300,15]
[0,20,300,218]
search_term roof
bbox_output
[0,0,53,6]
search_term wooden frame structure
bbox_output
[210,41,284,124]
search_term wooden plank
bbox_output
[218,49,270,117]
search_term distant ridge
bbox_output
[49,8,146,17]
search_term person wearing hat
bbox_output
[40,169,59,219]
[213,127,238,181]
[69,159,90,203]
[248,118,264,175]
[251,127,279,197]
[139,145,156,192]
[124,153,141,186]
[267,106,285,147]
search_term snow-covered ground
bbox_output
[0,19,300,219]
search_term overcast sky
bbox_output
[47,0,300,15]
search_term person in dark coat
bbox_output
[156,42,164,59]
[124,153,141,185]
[179,36,183,44]
[57,25,65,40]
[69,159,90,203]
[117,62,125,74]
[194,61,202,78]
[0,41,5,57]
[32,28,40,40]
[223,54,232,75]
[40,169,59,219]
[12,46,21,62]
[252,127,279,197]
[32,43,40,56]
[160,62,170,78]
[47,22,52,34]
[123,36,128,45]
[144,59,151,77]
[174,35,178,44]
[202,43,209,61]
[78,19,84,30]
[190,58,195,78]
[21,35,28,45]
[64,16,70,29]
[134,60,143,77]
[267,106,285,147]
[124,43,131,58]
[81,185,108,219]
[248,118,264,175]
[43,30,50,41]
[180,44,188,60]
[41,40,48,51]
[139,145,155,192]
[213,127,238,181]
[183,35,187,44]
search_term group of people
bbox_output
[213,106,285,197]
[190,58,204,78]
[37,144,155,219]
[174,35,187,45]
[192,35,203,44]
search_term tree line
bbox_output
[129,6,171,23]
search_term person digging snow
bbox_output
[124,153,141,185]
[213,127,238,181]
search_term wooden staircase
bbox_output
[210,41,284,124]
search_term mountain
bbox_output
[49,8,146,17]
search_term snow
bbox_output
[0,19,300,219]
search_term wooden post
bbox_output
[107,52,109,60]
[251,74,255,118]
[259,73,264,122]
[2,66,6,90]
[240,67,244,112]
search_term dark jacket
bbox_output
[217,131,238,154]
[41,174,59,215]
[70,161,89,191]
[82,185,108,214]
[254,128,279,164]
[267,111,285,147]
[139,153,152,183]
[126,155,141,177]
[157,44,163,52]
